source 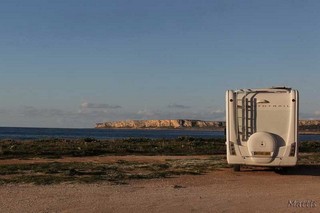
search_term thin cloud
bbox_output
[4,105,227,128]
[167,104,190,109]
[81,102,122,109]
[22,106,67,117]
[209,109,224,114]
[134,108,225,121]
[0,108,9,114]
[300,111,320,120]
[137,109,157,117]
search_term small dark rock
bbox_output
[173,185,185,189]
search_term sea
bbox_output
[0,127,319,142]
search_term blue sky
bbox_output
[0,0,320,128]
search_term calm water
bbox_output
[0,127,318,141]
[0,127,225,140]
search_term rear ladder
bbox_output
[237,93,256,141]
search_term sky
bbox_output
[0,0,320,128]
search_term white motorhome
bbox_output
[225,87,299,171]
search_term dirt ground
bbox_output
[0,155,211,165]
[0,156,319,213]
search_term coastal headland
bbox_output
[95,119,225,130]
[96,119,320,133]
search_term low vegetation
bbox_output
[0,156,228,185]
[0,138,319,185]
[0,137,226,159]
[0,138,318,159]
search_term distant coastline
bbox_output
[96,119,224,130]
[95,119,320,134]
[96,127,225,131]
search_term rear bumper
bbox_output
[227,155,297,166]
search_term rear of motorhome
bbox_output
[225,87,299,171]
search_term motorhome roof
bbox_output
[235,87,292,93]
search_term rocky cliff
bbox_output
[299,120,320,126]
[96,119,320,131]
[299,120,320,132]
[96,119,225,129]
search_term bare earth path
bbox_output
[0,156,319,213]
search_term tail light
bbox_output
[289,143,296,157]
[230,142,236,155]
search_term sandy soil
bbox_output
[0,156,319,213]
